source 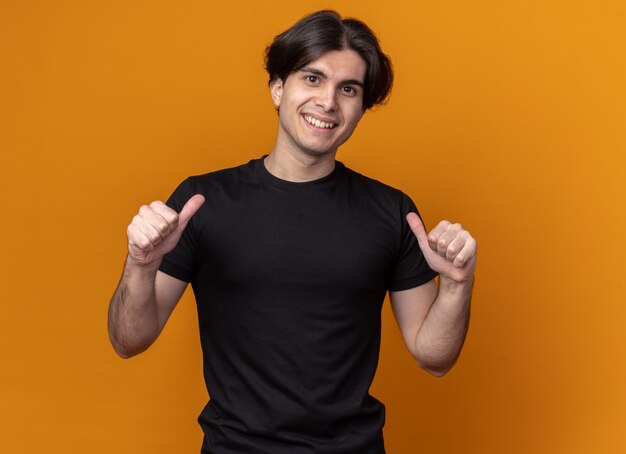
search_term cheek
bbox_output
[345,105,364,127]
[282,93,307,115]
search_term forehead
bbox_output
[298,49,367,82]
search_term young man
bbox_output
[108,10,476,453]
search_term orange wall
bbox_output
[1,1,625,452]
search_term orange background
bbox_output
[2,1,625,452]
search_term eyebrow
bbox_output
[300,66,364,88]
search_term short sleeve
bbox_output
[158,178,197,283]
[388,193,438,292]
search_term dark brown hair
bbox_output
[264,10,394,110]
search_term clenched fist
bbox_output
[407,213,476,283]
[126,194,205,267]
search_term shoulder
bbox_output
[165,158,260,210]
[188,159,258,189]
[342,162,403,194]
[340,162,414,209]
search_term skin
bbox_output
[108,49,476,377]
[264,49,367,181]
[108,198,202,358]
[390,216,475,376]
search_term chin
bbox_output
[300,144,338,157]
[299,136,350,157]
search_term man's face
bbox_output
[270,49,367,158]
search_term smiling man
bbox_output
[265,49,366,178]
[108,10,476,453]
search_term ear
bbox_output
[270,78,283,108]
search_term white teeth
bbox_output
[304,115,335,129]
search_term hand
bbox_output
[406,213,476,283]
[126,194,205,267]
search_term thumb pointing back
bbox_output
[155,194,205,256]
[406,212,429,250]
[177,194,205,230]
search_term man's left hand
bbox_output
[406,213,477,283]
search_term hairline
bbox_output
[265,10,393,109]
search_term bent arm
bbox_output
[390,277,472,377]
[108,260,187,358]
[107,194,204,358]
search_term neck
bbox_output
[264,147,337,182]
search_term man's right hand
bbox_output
[126,194,205,267]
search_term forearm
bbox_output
[108,257,162,358]
[413,276,473,376]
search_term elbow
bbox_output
[108,331,146,359]
[414,353,457,377]
[109,338,134,359]
[412,342,461,378]
[421,363,453,377]
[110,341,146,359]
[112,345,135,359]
[107,318,156,359]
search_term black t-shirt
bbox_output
[160,157,437,453]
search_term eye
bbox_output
[304,75,319,84]
[342,85,358,96]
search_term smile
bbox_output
[303,114,336,129]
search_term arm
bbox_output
[390,215,476,377]
[107,195,205,358]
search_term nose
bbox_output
[315,86,337,112]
